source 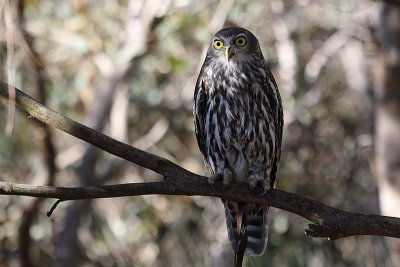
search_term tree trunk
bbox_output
[374,1,400,264]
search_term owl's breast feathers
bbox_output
[194,56,282,186]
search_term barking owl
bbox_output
[193,27,283,261]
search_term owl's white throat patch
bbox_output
[206,54,252,78]
[218,53,251,68]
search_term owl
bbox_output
[193,27,283,262]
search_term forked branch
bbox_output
[1,81,400,240]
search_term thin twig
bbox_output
[47,199,64,217]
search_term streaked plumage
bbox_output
[193,27,283,262]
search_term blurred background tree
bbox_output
[374,1,400,265]
[0,0,398,266]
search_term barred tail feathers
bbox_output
[224,202,268,256]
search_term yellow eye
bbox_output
[234,36,247,47]
[213,40,224,50]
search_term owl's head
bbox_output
[207,27,262,64]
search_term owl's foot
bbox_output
[260,187,272,197]
[248,174,268,190]
[208,169,233,187]
[208,173,222,184]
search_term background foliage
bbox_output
[0,0,393,266]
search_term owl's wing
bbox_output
[193,71,208,156]
[265,68,284,187]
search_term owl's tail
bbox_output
[224,202,268,258]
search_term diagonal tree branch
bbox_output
[0,81,189,179]
[1,81,400,241]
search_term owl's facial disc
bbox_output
[216,34,249,62]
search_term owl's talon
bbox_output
[260,187,271,197]
[260,179,269,189]
[208,172,222,184]
[249,180,257,190]
[223,169,233,187]
[208,169,233,187]
[248,174,266,190]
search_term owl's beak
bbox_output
[225,46,235,61]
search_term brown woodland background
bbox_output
[1,0,400,266]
